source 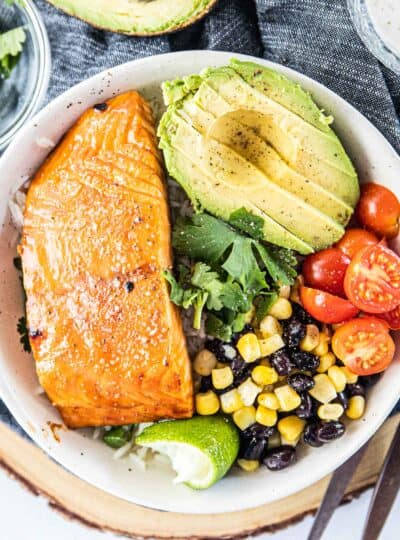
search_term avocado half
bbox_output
[46,0,219,36]
[158,59,360,255]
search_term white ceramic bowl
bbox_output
[0,51,399,514]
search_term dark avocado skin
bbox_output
[46,0,219,36]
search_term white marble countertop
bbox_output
[1,467,398,540]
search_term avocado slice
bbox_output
[159,60,360,253]
[47,0,218,36]
[179,101,353,225]
[164,111,345,249]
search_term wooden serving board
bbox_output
[0,415,399,539]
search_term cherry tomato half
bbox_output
[376,304,400,330]
[344,243,400,313]
[356,183,400,238]
[300,286,359,324]
[335,228,379,259]
[302,248,350,297]
[332,317,395,375]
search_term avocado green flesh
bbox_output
[181,101,353,225]
[159,60,359,252]
[162,139,314,254]
[48,0,214,34]
[164,112,344,249]
[195,71,359,206]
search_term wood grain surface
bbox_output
[0,415,399,539]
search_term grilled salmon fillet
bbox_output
[19,92,194,428]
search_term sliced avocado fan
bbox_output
[159,59,360,254]
[47,0,218,36]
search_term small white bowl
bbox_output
[0,51,399,514]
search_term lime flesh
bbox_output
[136,415,239,489]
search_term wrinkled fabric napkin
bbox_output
[1,0,399,432]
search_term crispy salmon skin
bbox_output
[19,92,194,428]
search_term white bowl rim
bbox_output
[0,50,399,514]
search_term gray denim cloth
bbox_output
[1,0,399,433]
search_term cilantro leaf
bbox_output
[253,292,279,326]
[205,313,233,342]
[229,208,265,240]
[0,26,26,79]
[256,243,298,285]
[173,214,236,264]
[163,270,185,304]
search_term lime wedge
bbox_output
[136,415,239,489]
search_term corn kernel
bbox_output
[318,403,344,420]
[346,396,365,419]
[259,334,285,357]
[237,333,262,363]
[251,365,279,386]
[279,284,291,299]
[300,324,320,352]
[244,305,256,324]
[281,435,301,447]
[238,378,262,406]
[193,349,217,376]
[340,366,358,384]
[317,352,336,373]
[309,374,337,403]
[313,334,330,356]
[259,315,282,337]
[211,366,234,390]
[220,389,243,413]
[268,431,282,449]
[256,405,278,427]
[237,459,260,472]
[278,416,306,442]
[233,406,257,431]
[268,297,293,320]
[274,385,301,411]
[195,391,220,415]
[327,365,347,392]
[258,392,280,410]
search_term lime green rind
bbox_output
[136,416,240,489]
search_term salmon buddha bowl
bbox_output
[0,51,399,513]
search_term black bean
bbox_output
[360,373,381,387]
[291,349,320,372]
[336,391,349,410]
[292,303,318,325]
[295,392,317,419]
[287,373,315,393]
[242,423,276,440]
[347,383,366,397]
[263,445,296,471]
[316,421,345,443]
[269,348,295,375]
[240,437,268,461]
[303,423,324,447]
[231,356,253,385]
[199,375,213,392]
[204,339,231,362]
[283,318,306,348]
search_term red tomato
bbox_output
[332,317,395,375]
[335,228,379,259]
[302,248,350,297]
[356,183,400,238]
[344,243,400,313]
[376,304,400,330]
[300,286,359,324]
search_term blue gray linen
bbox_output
[1,0,399,433]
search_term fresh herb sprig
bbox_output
[0,26,26,79]
[165,213,298,340]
